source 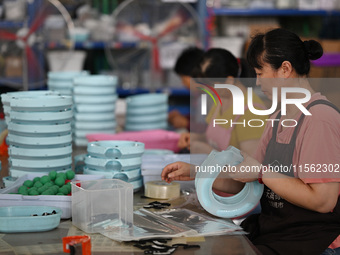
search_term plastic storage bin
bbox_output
[71,179,133,233]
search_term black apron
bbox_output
[241,100,340,255]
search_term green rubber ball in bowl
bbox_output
[66,170,75,180]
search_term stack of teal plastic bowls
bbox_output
[47,71,89,96]
[72,75,118,146]
[2,91,61,125]
[83,141,145,192]
[1,91,73,178]
[125,93,168,131]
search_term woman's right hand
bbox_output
[177,133,190,150]
[161,161,195,183]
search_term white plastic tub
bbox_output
[47,51,86,72]
[0,174,104,219]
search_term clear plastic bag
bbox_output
[101,208,244,242]
[154,208,243,236]
[101,208,196,241]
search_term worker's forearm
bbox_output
[213,173,245,194]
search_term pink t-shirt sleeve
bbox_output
[294,105,340,183]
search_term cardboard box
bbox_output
[321,40,340,53]
[5,56,22,77]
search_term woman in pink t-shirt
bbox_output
[162,28,340,255]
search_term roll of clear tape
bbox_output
[144,181,180,199]
[195,146,264,218]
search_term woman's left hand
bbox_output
[228,151,262,183]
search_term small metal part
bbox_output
[150,244,169,251]
[152,248,176,255]
[160,203,171,207]
[171,243,188,248]
[152,241,168,246]
[143,201,171,210]
[143,205,154,209]
[149,201,162,205]
[183,244,200,249]
[153,239,171,243]
[133,238,177,255]
[133,244,152,250]
[152,206,166,210]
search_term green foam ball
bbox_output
[23,180,34,188]
[18,185,28,194]
[55,177,65,187]
[41,189,53,195]
[33,177,41,183]
[33,181,43,188]
[37,186,47,194]
[66,170,75,180]
[19,188,28,195]
[51,185,59,193]
[56,172,66,180]
[58,186,69,195]
[62,184,71,194]
[44,182,53,188]
[49,171,57,180]
[28,189,39,195]
[40,175,51,184]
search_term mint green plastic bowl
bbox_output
[0,206,61,233]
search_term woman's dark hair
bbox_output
[174,47,204,76]
[247,28,323,75]
[198,48,239,78]
[192,48,257,86]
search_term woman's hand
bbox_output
[177,133,190,150]
[168,110,189,129]
[228,151,261,183]
[161,161,196,183]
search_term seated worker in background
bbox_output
[163,28,340,255]
[168,47,204,130]
[178,48,267,156]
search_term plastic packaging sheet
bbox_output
[101,208,244,242]
[101,208,195,241]
[154,208,243,236]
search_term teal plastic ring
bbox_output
[195,146,264,218]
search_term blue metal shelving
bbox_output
[74,41,139,50]
[0,21,24,29]
[116,87,190,97]
[213,8,340,16]
[157,88,190,96]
